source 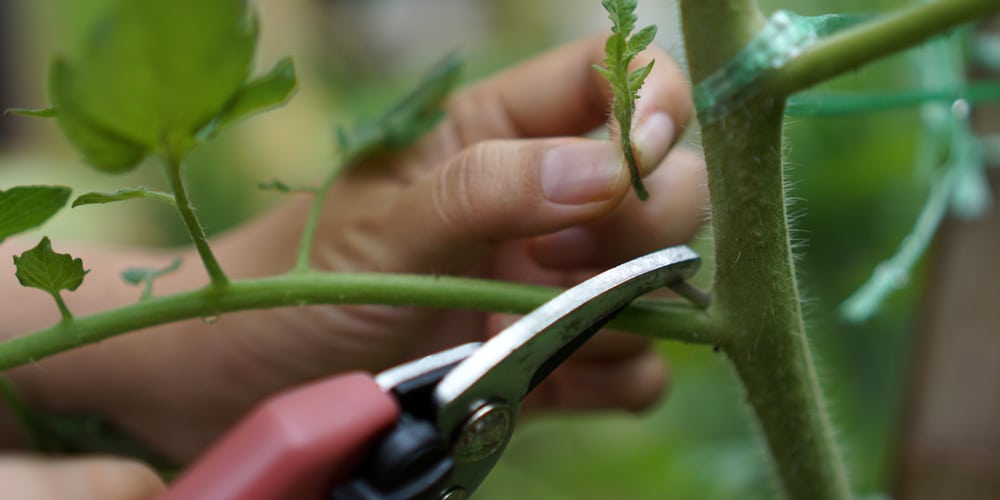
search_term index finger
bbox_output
[446,34,692,143]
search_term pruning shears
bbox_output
[160,246,701,500]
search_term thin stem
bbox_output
[786,80,1000,116]
[0,273,715,371]
[163,156,228,287]
[293,126,383,273]
[142,190,177,206]
[772,0,1000,96]
[668,281,711,309]
[0,375,52,452]
[840,166,951,321]
[293,164,344,273]
[52,292,73,322]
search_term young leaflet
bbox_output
[593,0,657,201]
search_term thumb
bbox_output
[387,137,631,273]
[0,455,165,500]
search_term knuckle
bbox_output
[430,144,486,238]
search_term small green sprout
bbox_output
[593,0,657,201]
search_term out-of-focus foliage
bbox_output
[0,185,69,243]
[48,0,259,170]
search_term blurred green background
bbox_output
[0,0,977,497]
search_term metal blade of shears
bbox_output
[432,245,701,497]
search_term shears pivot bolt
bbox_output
[451,401,513,464]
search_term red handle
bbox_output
[159,372,399,500]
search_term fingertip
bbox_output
[0,455,166,500]
[389,138,631,273]
[629,43,692,174]
[632,111,676,176]
[70,457,167,499]
[612,351,670,413]
[539,139,629,206]
[530,146,708,270]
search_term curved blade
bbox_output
[433,245,701,495]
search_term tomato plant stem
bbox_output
[0,273,714,371]
[682,1,849,498]
[52,292,73,322]
[680,0,999,497]
[773,0,1000,96]
[164,155,229,287]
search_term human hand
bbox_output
[8,35,707,462]
[0,454,164,500]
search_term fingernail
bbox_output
[541,141,624,205]
[632,112,675,174]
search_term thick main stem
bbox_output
[681,1,850,498]
[706,102,850,499]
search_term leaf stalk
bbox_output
[52,293,73,323]
[0,272,715,371]
[163,155,229,287]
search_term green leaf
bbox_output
[49,0,258,166]
[121,258,181,299]
[377,54,463,149]
[594,0,656,201]
[592,64,614,81]
[49,59,150,172]
[13,237,89,310]
[72,187,176,208]
[340,54,463,157]
[0,186,71,244]
[4,107,57,118]
[604,34,626,71]
[628,62,655,97]
[627,25,658,56]
[121,258,181,285]
[602,0,638,36]
[200,57,298,139]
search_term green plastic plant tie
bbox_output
[841,30,995,323]
[693,10,869,125]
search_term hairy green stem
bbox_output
[772,0,1000,96]
[164,156,229,287]
[293,177,335,273]
[682,0,849,498]
[293,126,384,272]
[708,102,850,499]
[0,273,714,371]
[681,0,999,497]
